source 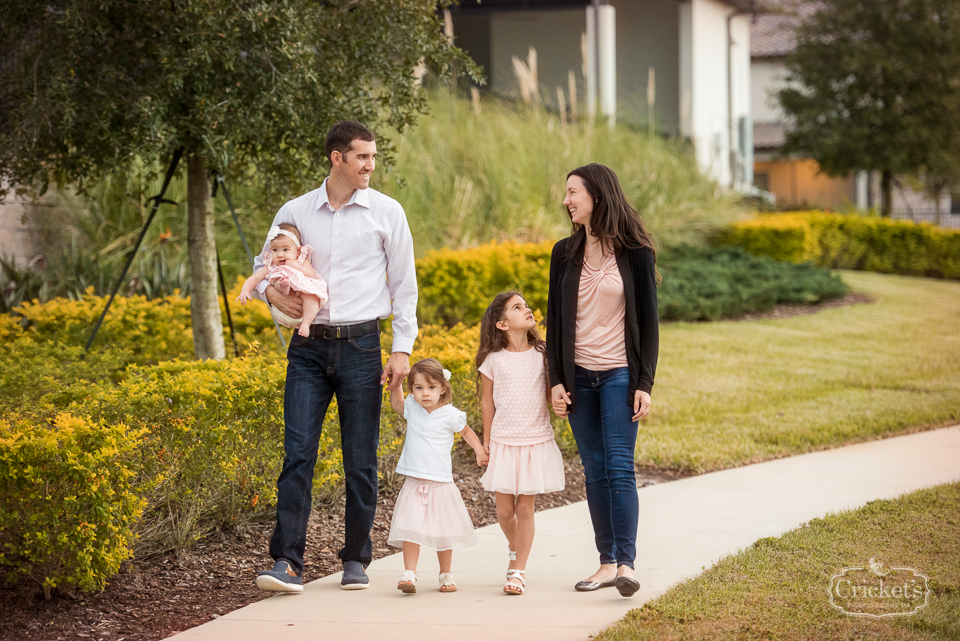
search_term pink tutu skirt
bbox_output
[388,478,477,551]
[481,439,566,495]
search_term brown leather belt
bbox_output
[309,319,380,340]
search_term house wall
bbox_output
[754,159,855,209]
[750,58,785,123]
[689,0,750,187]
[0,186,47,268]
[610,0,680,132]
[488,10,586,106]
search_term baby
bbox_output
[236,223,328,337]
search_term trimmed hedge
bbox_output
[717,212,960,279]
[416,241,849,326]
[416,241,553,327]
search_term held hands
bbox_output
[633,390,652,422]
[381,352,410,390]
[475,446,489,467]
[551,384,572,418]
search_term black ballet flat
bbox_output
[615,575,641,597]
[574,578,617,592]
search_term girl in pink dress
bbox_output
[387,358,488,594]
[236,223,329,337]
[475,291,566,595]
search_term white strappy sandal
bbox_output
[397,570,417,594]
[504,569,525,595]
[438,572,457,593]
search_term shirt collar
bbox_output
[317,177,371,212]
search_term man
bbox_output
[254,121,417,592]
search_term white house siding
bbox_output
[689,0,750,187]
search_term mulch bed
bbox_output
[0,448,688,641]
[1,293,872,640]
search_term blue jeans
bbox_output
[567,366,639,569]
[269,330,383,575]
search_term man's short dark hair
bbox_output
[325,121,376,163]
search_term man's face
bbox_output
[333,139,377,191]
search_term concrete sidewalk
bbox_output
[170,425,960,641]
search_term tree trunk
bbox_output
[881,170,893,218]
[186,153,226,360]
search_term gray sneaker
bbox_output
[340,560,370,590]
[256,559,303,593]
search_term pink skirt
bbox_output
[481,439,566,496]
[388,478,477,551]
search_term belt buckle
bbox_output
[337,326,342,339]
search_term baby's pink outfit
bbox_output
[260,245,329,306]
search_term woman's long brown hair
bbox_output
[474,291,549,400]
[564,163,660,281]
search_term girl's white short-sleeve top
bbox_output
[394,395,467,483]
[478,347,554,446]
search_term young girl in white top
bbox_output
[475,291,566,595]
[236,223,328,337]
[387,358,489,594]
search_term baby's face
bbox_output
[270,236,299,265]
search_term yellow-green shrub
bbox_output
[0,414,145,598]
[7,279,280,366]
[39,354,347,552]
[416,241,553,326]
[717,212,960,278]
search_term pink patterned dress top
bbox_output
[478,347,554,446]
[261,244,329,307]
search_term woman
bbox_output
[545,163,659,598]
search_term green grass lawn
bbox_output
[641,271,960,473]
[596,482,960,641]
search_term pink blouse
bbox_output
[575,253,628,370]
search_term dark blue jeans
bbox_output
[269,329,383,575]
[567,366,639,569]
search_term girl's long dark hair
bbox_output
[474,291,549,400]
[564,163,660,281]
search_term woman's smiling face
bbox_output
[563,175,594,227]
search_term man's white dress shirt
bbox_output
[254,178,418,354]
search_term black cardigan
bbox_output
[545,237,659,413]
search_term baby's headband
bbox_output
[267,226,301,248]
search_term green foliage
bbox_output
[656,246,849,322]
[0,0,478,201]
[376,92,748,253]
[416,241,553,326]
[778,1,960,216]
[718,212,960,279]
[416,240,848,327]
[0,414,146,599]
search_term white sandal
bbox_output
[504,569,525,595]
[438,572,457,593]
[397,570,417,594]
